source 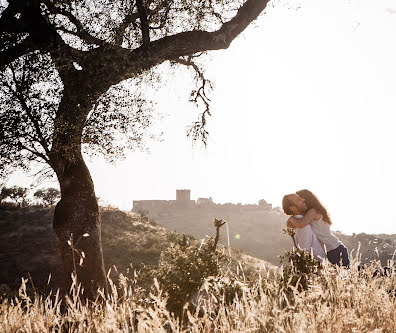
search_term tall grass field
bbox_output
[1,254,395,332]
[1,206,395,332]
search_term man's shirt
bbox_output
[294,215,326,260]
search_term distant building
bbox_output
[176,189,190,202]
[132,189,275,214]
[197,197,213,205]
[133,189,193,211]
[258,199,272,210]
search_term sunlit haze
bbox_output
[6,0,396,235]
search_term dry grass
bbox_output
[1,259,395,333]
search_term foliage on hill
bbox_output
[0,205,172,291]
[137,203,292,264]
[0,204,271,294]
[336,232,396,267]
[139,204,396,266]
[100,208,180,271]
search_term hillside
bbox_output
[136,204,291,264]
[136,203,396,266]
[1,203,394,294]
[0,205,272,292]
[2,205,396,332]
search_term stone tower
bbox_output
[176,189,190,202]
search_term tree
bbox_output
[34,187,61,206]
[0,0,270,299]
[0,186,28,206]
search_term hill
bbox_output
[1,203,394,293]
[0,205,272,292]
[2,205,396,332]
[135,203,396,266]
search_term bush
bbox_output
[205,275,247,306]
[280,247,321,303]
[154,235,225,315]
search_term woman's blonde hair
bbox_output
[296,189,332,225]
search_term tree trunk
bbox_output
[53,151,107,300]
[51,87,107,300]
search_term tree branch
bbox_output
[45,3,108,47]
[147,0,172,20]
[0,1,30,34]
[18,140,49,163]
[0,36,36,69]
[113,10,140,46]
[136,0,150,45]
[87,0,270,91]
[148,3,171,30]
[9,64,51,158]
[0,1,84,70]
[173,56,212,145]
[55,27,106,48]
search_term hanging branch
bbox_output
[173,56,213,146]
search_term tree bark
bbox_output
[53,154,107,300]
[51,88,107,300]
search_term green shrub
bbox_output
[280,247,320,292]
[205,275,246,306]
[154,235,225,315]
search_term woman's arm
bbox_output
[286,219,295,228]
[287,208,321,229]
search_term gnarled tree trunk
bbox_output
[51,89,107,300]
[53,153,106,299]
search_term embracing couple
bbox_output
[282,189,350,267]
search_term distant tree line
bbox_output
[336,232,396,267]
[0,185,60,207]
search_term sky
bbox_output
[5,0,396,235]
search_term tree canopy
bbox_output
[0,0,270,297]
[34,187,61,206]
[0,185,28,205]
[0,0,269,175]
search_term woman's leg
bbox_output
[327,245,350,267]
[340,245,350,267]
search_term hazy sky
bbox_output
[6,0,396,235]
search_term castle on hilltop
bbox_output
[132,189,272,212]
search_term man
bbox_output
[282,193,326,261]
[284,190,349,267]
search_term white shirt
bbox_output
[294,216,326,261]
[310,218,342,252]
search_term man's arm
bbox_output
[294,224,314,251]
[287,208,321,229]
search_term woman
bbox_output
[287,189,350,267]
